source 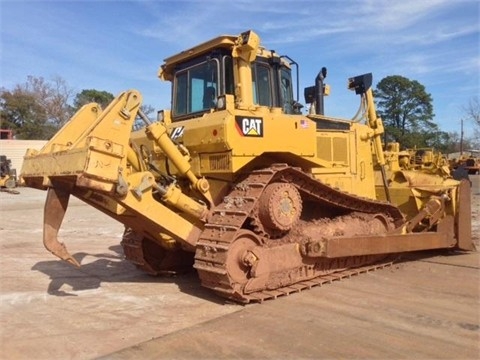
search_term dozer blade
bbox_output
[43,186,80,267]
[457,179,475,251]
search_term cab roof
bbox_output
[158,31,290,81]
[159,34,238,81]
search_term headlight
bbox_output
[157,110,164,122]
[216,95,226,110]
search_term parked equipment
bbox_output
[0,155,17,189]
[20,30,473,302]
[450,151,480,175]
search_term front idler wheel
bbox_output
[225,230,262,293]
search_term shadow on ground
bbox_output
[32,244,478,305]
[31,245,227,304]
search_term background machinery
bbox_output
[0,155,17,190]
[20,30,473,302]
[450,151,480,175]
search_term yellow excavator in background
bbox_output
[20,30,473,302]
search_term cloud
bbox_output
[340,0,455,29]
[1,0,478,134]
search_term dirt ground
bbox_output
[0,176,479,359]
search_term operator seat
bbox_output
[203,86,216,109]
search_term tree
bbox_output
[73,90,157,131]
[0,88,48,139]
[73,89,114,112]
[133,104,156,130]
[0,76,73,139]
[27,76,74,126]
[463,97,480,128]
[462,97,480,149]
[374,75,436,149]
[1,80,158,139]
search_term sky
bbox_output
[0,0,479,134]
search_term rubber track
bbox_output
[194,165,404,303]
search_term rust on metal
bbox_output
[405,197,444,232]
[457,179,474,251]
[121,228,194,275]
[194,166,404,302]
[303,231,454,258]
[257,182,302,234]
[43,186,80,267]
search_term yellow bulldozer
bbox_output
[20,30,473,302]
[1,155,17,190]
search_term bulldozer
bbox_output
[20,30,474,303]
[450,151,480,175]
[1,155,17,189]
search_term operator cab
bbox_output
[158,31,299,122]
[170,49,233,120]
[251,53,297,114]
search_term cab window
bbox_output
[280,68,294,114]
[223,55,234,95]
[173,59,219,119]
[252,64,272,107]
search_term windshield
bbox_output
[173,59,219,118]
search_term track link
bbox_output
[235,258,395,303]
[122,228,194,275]
[194,165,404,303]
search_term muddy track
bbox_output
[193,164,405,303]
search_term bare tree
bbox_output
[462,97,480,149]
[22,75,74,126]
[463,97,480,128]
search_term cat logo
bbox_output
[235,116,263,137]
[170,126,184,140]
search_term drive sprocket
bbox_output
[257,182,302,235]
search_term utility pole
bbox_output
[460,118,464,155]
